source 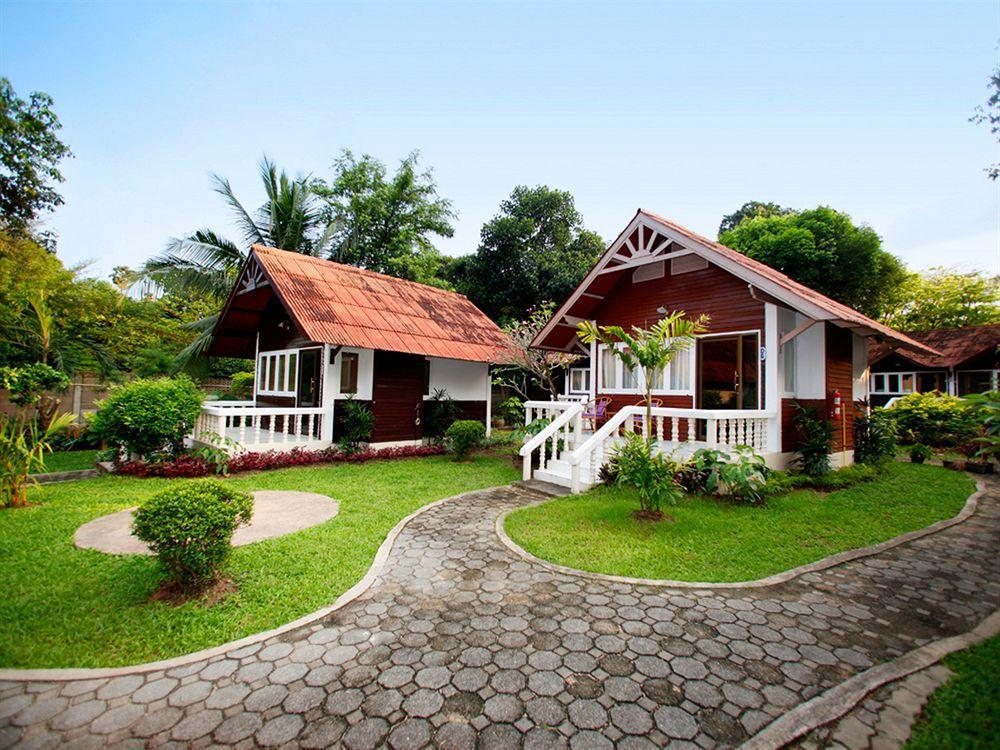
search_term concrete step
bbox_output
[512,479,572,497]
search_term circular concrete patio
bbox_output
[73,490,339,555]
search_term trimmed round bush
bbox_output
[445,420,485,461]
[91,376,204,459]
[132,479,253,591]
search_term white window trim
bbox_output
[956,368,999,394]
[597,343,695,396]
[568,367,591,395]
[338,351,360,396]
[257,348,300,397]
[870,371,921,395]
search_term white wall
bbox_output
[425,358,489,401]
[795,317,826,399]
[852,334,869,401]
[327,347,374,401]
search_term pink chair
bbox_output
[632,398,663,430]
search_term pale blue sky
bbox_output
[3,0,998,279]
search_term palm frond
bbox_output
[172,314,219,374]
[210,173,266,248]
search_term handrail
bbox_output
[202,405,325,417]
[524,400,578,411]
[569,406,640,466]
[203,400,256,408]
[519,402,583,457]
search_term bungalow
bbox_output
[197,245,509,452]
[523,209,936,491]
[868,323,1000,407]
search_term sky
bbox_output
[2,0,999,281]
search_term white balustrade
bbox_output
[191,403,328,454]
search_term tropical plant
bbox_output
[886,391,979,447]
[90,376,204,459]
[611,432,683,516]
[792,405,833,476]
[494,303,580,401]
[0,362,70,429]
[140,157,337,371]
[497,396,524,425]
[680,446,768,504]
[909,443,933,464]
[964,390,1000,462]
[882,268,1000,331]
[853,406,897,466]
[193,431,241,475]
[577,310,708,431]
[132,479,253,593]
[424,388,459,442]
[0,412,75,507]
[338,396,373,455]
[445,420,486,461]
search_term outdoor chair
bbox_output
[581,397,611,431]
[632,398,664,431]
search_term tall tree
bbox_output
[311,150,456,280]
[456,186,604,322]
[140,156,335,369]
[970,63,1000,180]
[717,200,793,235]
[0,78,73,241]
[719,205,907,319]
[882,268,1000,331]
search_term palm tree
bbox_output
[141,157,336,370]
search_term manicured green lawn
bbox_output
[906,635,999,749]
[0,455,518,668]
[504,463,974,583]
[38,449,99,473]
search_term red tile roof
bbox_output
[869,323,1000,368]
[251,246,511,363]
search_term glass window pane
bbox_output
[621,361,638,390]
[258,357,266,392]
[600,347,616,389]
[888,374,899,393]
[267,356,276,391]
[901,374,914,393]
[340,353,358,394]
[277,354,286,391]
[670,349,691,391]
[288,353,297,391]
[783,338,796,393]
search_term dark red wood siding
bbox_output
[371,350,425,442]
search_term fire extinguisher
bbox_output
[828,389,841,420]
[828,389,847,464]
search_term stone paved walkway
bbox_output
[1,478,997,749]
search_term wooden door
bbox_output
[371,350,425,442]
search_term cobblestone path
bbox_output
[1,479,997,749]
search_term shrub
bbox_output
[424,388,459,443]
[910,443,933,464]
[498,396,524,425]
[963,391,999,462]
[132,479,253,592]
[886,391,979,447]
[338,397,373,455]
[91,376,204,459]
[0,413,76,507]
[611,432,683,515]
[229,372,255,400]
[854,406,896,466]
[0,363,70,429]
[680,447,768,505]
[446,420,485,460]
[792,405,833,476]
[764,463,880,495]
[48,414,100,451]
[193,431,242,475]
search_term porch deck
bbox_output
[191,401,331,455]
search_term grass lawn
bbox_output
[0,454,518,668]
[37,449,99,473]
[905,635,999,749]
[504,462,974,583]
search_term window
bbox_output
[340,352,359,394]
[569,368,590,394]
[779,309,798,395]
[423,359,431,396]
[257,350,298,396]
[958,370,997,396]
[870,371,919,395]
[598,343,694,394]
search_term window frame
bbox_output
[256,349,299,397]
[869,370,929,395]
[597,342,695,396]
[568,367,591,394]
[339,351,360,395]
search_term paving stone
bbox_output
[170,708,223,741]
[50,699,107,730]
[130,677,178,704]
[204,682,250,710]
[403,688,444,718]
[130,706,183,738]
[244,684,288,712]
[167,680,212,707]
[256,713,304,746]
[95,675,143,700]
[300,716,347,748]
[654,705,699,739]
[342,716,390,750]
[268,661,309,684]
[11,697,67,726]
[89,703,143,734]
[213,711,263,744]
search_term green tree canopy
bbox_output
[0,78,72,242]
[454,186,604,322]
[312,150,456,282]
[718,205,907,319]
[882,267,1000,331]
[717,200,793,235]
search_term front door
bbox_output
[297,348,321,407]
[697,334,760,410]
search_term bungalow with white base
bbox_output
[523,210,937,492]
[196,245,509,453]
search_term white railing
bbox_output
[524,399,581,424]
[519,402,585,481]
[567,405,775,493]
[193,404,327,453]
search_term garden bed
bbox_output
[503,462,975,583]
[0,454,518,668]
